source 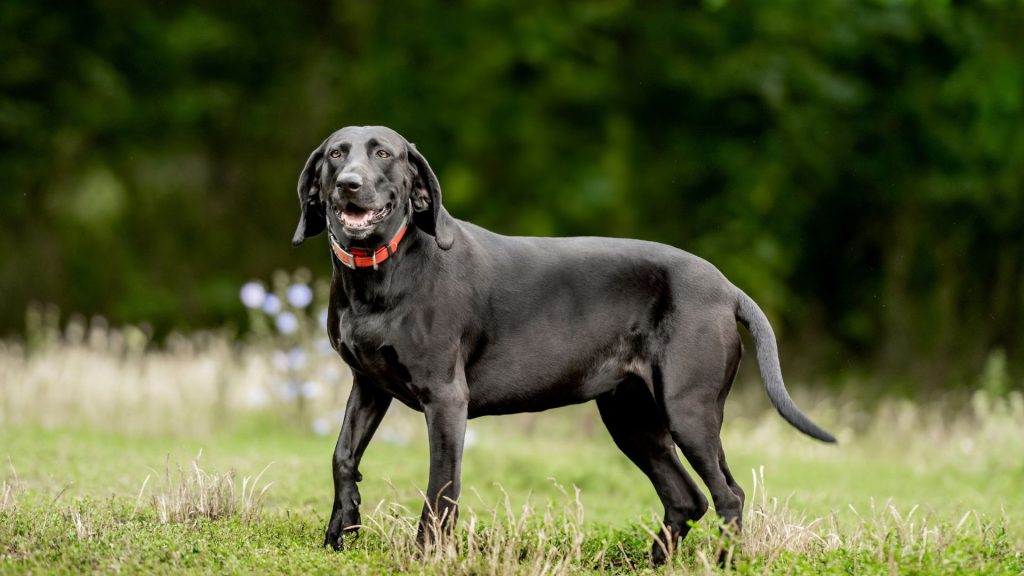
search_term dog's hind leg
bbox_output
[597,375,708,565]
[715,340,746,508]
[659,326,745,564]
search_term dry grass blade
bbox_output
[50,483,73,506]
[352,481,590,575]
[133,473,152,515]
[736,466,1008,574]
[1,481,17,513]
[240,462,276,519]
[742,465,840,561]
[142,451,273,524]
[1,460,20,512]
[0,481,13,512]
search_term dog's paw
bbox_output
[651,543,668,566]
[323,508,361,551]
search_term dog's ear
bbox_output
[292,140,328,246]
[407,143,455,250]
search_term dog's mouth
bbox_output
[335,202,393,230]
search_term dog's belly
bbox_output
[466,375,622,417]
[465,348,645,417]
[462,294,661,416]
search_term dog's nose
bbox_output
[337,173,362,192]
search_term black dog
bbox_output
[292,126,835,564]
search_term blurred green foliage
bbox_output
[1,0,1022,386]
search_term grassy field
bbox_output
[2,323,1023,574]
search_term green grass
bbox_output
[3,401,1023,574]
[2,332,1023,573]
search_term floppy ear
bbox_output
[291,140,328,246]
[407,143,455,250]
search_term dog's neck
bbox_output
[328,214,409,270]
[330,223,433,308]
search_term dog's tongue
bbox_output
[342,205,373,226]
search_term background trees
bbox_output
[2,0,1022,388]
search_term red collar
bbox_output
[328,214,409,270]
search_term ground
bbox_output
[1,330,1022,574]
[3,398,1022,575]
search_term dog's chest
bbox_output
[338,311,395,368]
[336,308,420,400]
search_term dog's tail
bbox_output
[735,290,837,443]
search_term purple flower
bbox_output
[287,283,314,308]
[300,380,321,398]
[240,282,267,309]
[262,294,282,315]
[287,347,307,369]
[278,380,300,400]
[275,311,298,334]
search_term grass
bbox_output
[1,321,1023,574]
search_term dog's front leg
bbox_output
[324,376,392,550]
[416,391,468,549]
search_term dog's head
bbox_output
[292,126,455,250]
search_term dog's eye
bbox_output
[375,149,391,159]
[329,149,342,159]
